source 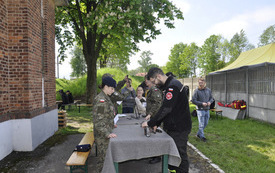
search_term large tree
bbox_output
[55,0,184,103]
[179,42,199,77]
[166,43,187,77]
[70,46,87,77]
[258,24,275,47]
[198,35,221,75]
[228,29,255,63]
[138,50,153,72]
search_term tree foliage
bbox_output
[198,35,221,75]
[138,50,153,72]
[55,0,184,103]
[228,29,255,63]
[166,43,187,77]
[70,46,87,77]
[179,42,199,77]
[258,24,275,47]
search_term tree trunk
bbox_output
[99,56,107,68]
[86,54,97,104]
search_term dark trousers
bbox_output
[122,107,134,113]
[167,131,189,173]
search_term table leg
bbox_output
[114,162,119,173]
[162,154,168,173]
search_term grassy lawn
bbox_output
[189,104,275,173]
[58,104,275,173]
[56,106,93,135]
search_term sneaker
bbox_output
[202,137,207,142]
[168,169,176,173]
[196,134,201,139]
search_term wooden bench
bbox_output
[66,132,96,173]
[210,109,223,119]
[77,103,93,113]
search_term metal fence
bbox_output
[206,63,275,124]
[178,77,199,100]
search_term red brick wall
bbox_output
[0,0,9,116]
[0,0,56,122]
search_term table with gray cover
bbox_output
[102,114,181,173]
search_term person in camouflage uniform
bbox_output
[93,76,117,173]
[145,78,163,120]
[144,77,163,164]
[102,73,131,115]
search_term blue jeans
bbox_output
[197,110,210,138]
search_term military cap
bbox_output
[102,76,117,88]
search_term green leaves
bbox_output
[138,50,154,72]
[258,24,275,47]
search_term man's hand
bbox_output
[114,124,118,128]
[207,102,211,106]
[202,102,207,107]
[108,133,117,138]
[141,121,148,128]
[145,114,151,120]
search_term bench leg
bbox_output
[78,106,80,113]
[114,162,119,173]
[69,160,88,173]
[162,154,168,173]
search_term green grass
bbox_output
[56,106,93,135]
[189,104,275,173]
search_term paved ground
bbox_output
[0,134,220,173]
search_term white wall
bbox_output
[0,121,13,160]
[0,109,58,160]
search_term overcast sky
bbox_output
[56,0,275,79]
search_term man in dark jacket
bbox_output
[58,90,69,110]
[142,67,192,173]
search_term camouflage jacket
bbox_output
[93,91,116,138]
[146,86,163,117]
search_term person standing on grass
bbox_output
[142,67,191,173]
[121,78,136,113]
[93,76,117,173]
[192,77,214,142]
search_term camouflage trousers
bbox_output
[95,138,109,173]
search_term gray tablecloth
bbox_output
[102,114,181,173]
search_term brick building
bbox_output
[0,0,66,160]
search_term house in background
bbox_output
[0,0,68,161]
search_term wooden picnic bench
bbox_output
[58,100,82,110]
[66,132,96,173]
[77,103,93,113]
[210,109,223,119]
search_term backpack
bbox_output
[210,99,215,109]
[232,100,246,110]
[191,110,197,117]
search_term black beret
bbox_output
[102,76,117,88]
